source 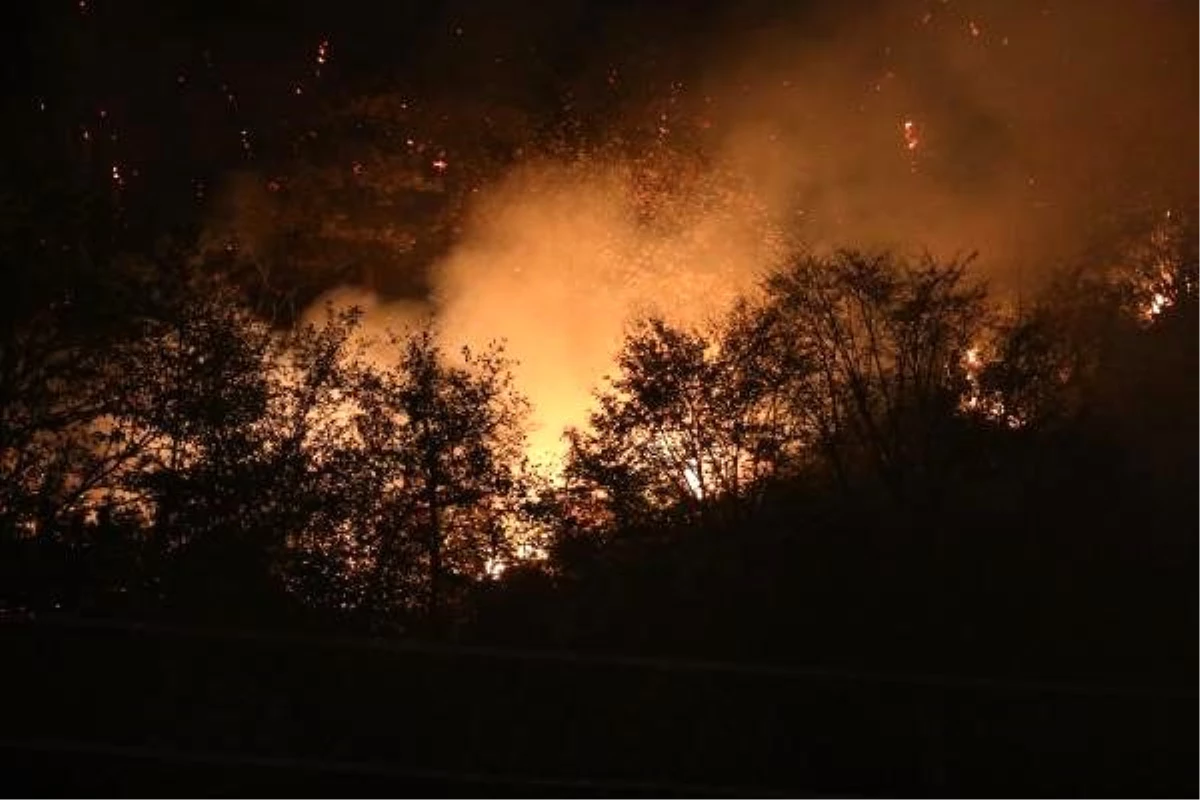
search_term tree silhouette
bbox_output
[566,305,803,532]
[0,302,156,612]
[353,329,528,631]
[762,250,988,503]
[100,277,284,614]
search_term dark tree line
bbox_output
[0,216,1196,682]
[0,254,531,634]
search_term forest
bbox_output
[1,0,1196,794]
[2,213,1195,681]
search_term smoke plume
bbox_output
[281,0,1195,465]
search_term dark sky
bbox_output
[0,3,707,276]
[4,0,1195,277]
[4,0,818,247]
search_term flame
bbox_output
[1123,211,1187,323]
[429,158,783,471]
[960,343,1024,429]
[682,462,704,499]
[1142,291,1170,321]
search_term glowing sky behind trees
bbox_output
[8,0,1196,466]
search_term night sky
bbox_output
[9,1,1195,270]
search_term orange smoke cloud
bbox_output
[285,0,1193,470]
[331,156,783,467]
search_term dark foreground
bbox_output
[3,616,1194,797]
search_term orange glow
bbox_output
[430,159,783,471]
[682,462,705,500]
[252,0,1194,488]
[960,343,1025,429]
[1142,291,1170,321]
[304,155,783,476]
[1120,211,1188,324]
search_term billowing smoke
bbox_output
[700,0,1197,281]
[257,0,1194,466]
[431,158,784,463]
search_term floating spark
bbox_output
[431,157,449,172]
[902,119,920,151]
[316,39,330,68]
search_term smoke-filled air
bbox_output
[261,0,1196,468]
[3,1,1197,791]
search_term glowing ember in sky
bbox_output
[902,119,920,151]
[316,39,330,67]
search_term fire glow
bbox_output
[199,0,1192,478]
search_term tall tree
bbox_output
[355,329,527,631]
